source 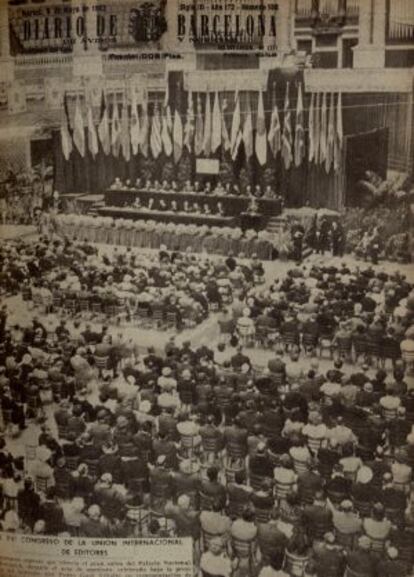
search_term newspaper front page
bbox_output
[0,0,413,576]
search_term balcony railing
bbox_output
[387,0,414,42]
[295,0,359,19]
[14,53,73,67]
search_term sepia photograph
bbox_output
[0,0,413,575]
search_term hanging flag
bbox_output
[202,92,212,157]
[319,91,327,165]
[98,91,110,156]
[230,92,242,161]
[308,92,315,163]
[268,84,281,158]
[183,91,195,154]
[161,88,173,157]
[60,92,73,161]
[121,97,131,162]
[281,82,293,170]
[294,83,306,168]
[221,98,231,152]
[325,92,335,174]
[313,92,320,165]
[73,95,85,158]
[255,91,267,166]
[173,102,183,163]
[87,101,98,159]
[243,93,253,160]
[139,98,149,158]
[111,99,121,158]
[130,87,141,156]
[211,92,222,154]
[194,94,204,156]
[150,102,163,159]
[334,92,343,172]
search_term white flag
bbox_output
[230,92,242,161]
[130,88,141,156]
[255,91,267,166]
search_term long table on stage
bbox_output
[98,206,236,227]
[104,188,282,219]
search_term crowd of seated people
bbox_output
[0,237,270,331]
[0,307,413,576]
[110,177,283,201]
[221,261,414,369]
[0,233,414,576]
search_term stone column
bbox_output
[372,0,387,46]
[72,0,102,76]
[277,0,294,55]
[353,0,386,68]
[0,2,14,82]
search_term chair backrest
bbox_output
[226,441,247,460]
[199,491,216,512]
[35,475,50,494]
[335,528,356,550]
[367,534,386,553]
[249,473,266,492]
[274,479,295,500]
[84,458,99,478]
[231,536,256,559]
[151,478,171,499]
[94,355,109,370]
[25,444,38,462]
[202,435,220,454]
[65,455,80,471]
[284,549,309,577]
[57,424,70,440]
[292,457,310,476]
[153,309,164,322]
[254,506,271,524]
[180,434,195,449]
[91,302,102,313]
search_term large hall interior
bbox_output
[0,1,414,576]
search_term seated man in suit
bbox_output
[110,177,122,190]
[203,203,212,215]
[253,185,263,198]
[214,182,225,196]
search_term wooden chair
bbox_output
[284,550,309,577]
[35,475,51,494]
[231,535,257,576]
[125,503,149,537]
[319,336,334,359]
[94,355,109,377]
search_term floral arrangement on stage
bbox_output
[56,214,282,260]
[343,204,410,253]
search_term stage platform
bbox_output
[98,206,236,227]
